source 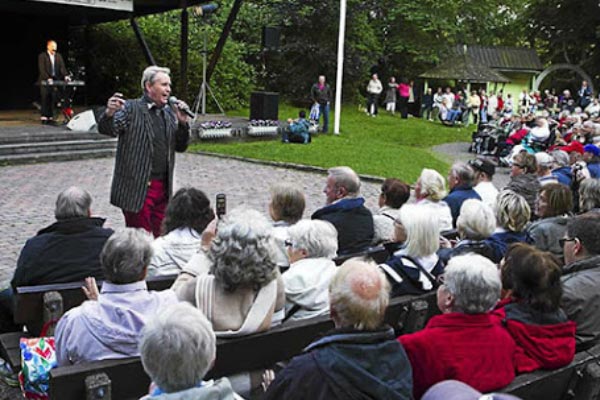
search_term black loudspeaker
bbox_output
[262,27,280,50]
[250,91,279,120]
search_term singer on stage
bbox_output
[98,66,190,237]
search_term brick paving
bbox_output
[0,153,383,288]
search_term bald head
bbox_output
[329,260,389,330]
[47,40,57,54]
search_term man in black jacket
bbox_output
[263,260,413,400]
[98,66,190,237]
[312,166,374,256]
[37,40,70,124]
[0,187,113,333]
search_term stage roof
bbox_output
[1,0,208,25]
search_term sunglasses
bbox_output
[559,237,578,247]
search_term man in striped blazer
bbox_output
[98,66,190,237]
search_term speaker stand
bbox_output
[192,25,225,120]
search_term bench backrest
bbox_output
[49,291,439,400]
[333,246,390,266]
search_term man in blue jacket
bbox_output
[282,110,311,144]
[263,260,413,400]
[312,167,373,255]
[443,162,481,227]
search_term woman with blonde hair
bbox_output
[415,168,453,231]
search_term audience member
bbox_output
[282,111,311,144]
[583,144,600,178]
[439,199,496,263]
[1,187,113,334]
[312,166,374,255]
[55,228,178,365]
[372,178,410,244]
[506,152,540,218]
[399,254,515,399]
[494,243,575,373]
[526,183,572,262]
[578,178,600,213]
[380,204,443,296]
[269,183,306,269]
[264,260,413,400]
[561,213,600,348]
[551,150,573,187]
[535,152,559,186]
[485,190,532,263]
[139,302,243,399]
[443,162,481,227]
[384,77,398,115]
[366,73,383,117]
[148,188,214,277]
[422,380,521,400]
[174,208,285,335]
[414,168,453,231]
[282,220,338,321]
[469,158,499,210]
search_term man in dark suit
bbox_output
[98,66,190,237]
[38,40,69,124]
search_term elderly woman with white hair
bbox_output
[484,190,532,263]
[399,254,516,399]
[380,204,444,296]
[283,220,338,321]
[414,168,453,231]
[174,208,285,336]
[551,150,573,187]
[139,302,244,399]
[578,178,600,213]
[438,199,496,263]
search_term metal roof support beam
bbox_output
[130,17,156,66]
[206,0,243,84]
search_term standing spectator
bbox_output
[1,187,113,334]
[366,73,383,116]
[408,80,417,116]
[468,90,481,125]
[421,88,434,121]
[494,243,575,373]
[372,178,411,244]
[561,213,600,348]
[399,254,515,399]
[487,91,498,120]
[98,66,191,237]
[55,228,179,365]
[384,76,398,115]
[311,75,332,133]
[148,188,214,277]
[432,87,444,121]
[282,220,338,321]
[479,89,488,124]
[497,91,505,113]
[505,93,514,114]
[312,167,374,255]
[443,162,481,227]
[519,89,531,115]
[264,260,413,400]
[527,183,573,262]
[469,159,499,211]
[415,169,453,231]
[397,79,410,119]
[578,80,593,109]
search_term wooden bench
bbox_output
[49,291,439,400]
[0,275,177,372]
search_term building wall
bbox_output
[488,72,536,103]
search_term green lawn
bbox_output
[189,104,471,182]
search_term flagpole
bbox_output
[333,0,347,135]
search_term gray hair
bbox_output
[141,66,170,91]
[330,260,389,330]
[443,254,501,314]
[140,302,215,393]
[269,183,306,224]
[100,228,153,284]
[495,190,531,232]
[450,162,476,187]
[535,152,554,171]
[328,166,361,196]
[551,150,570,168]
[579,178,600,212]
[287,220,338,259]
[419,168,448,201]
[209,208,277,292]
[456,199,495,240]
[54,186,92,220]
[399,204,440,257]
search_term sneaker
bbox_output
[0,359,19,387]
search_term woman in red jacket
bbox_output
[493,243,576,373]
[398,254,516,399]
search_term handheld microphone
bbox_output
[168,96,195,118]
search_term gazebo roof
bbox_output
[420,53,511,83]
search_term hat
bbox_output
[468,158,495,177]
[422,380,522,400]
[559,141,584,155]
[584,144,600,156]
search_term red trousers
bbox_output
[123,180,167,238]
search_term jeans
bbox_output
[319,103,330,133]
[446,109,461,122]
[282,128,310,144]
